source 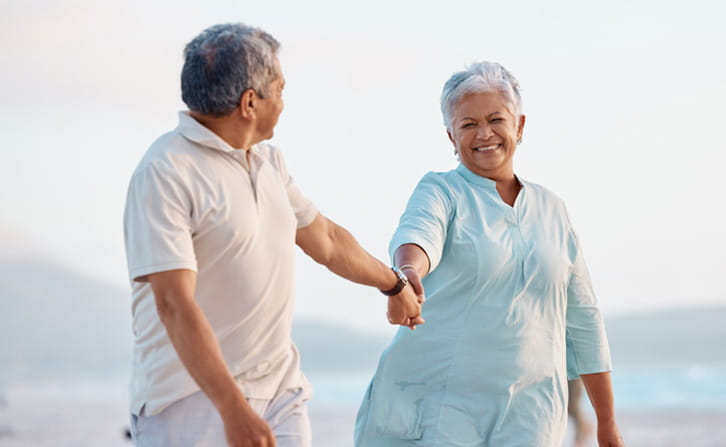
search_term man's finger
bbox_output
[387,311,406,325]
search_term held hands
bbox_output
[387,267,426,330]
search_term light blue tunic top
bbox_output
[355,164,612,447]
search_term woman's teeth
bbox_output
[475,145,498,152]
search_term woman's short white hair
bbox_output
[440,61,522,131]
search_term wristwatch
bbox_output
[380,266,409,296]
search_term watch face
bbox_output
[381,266,409,295]
[399,270,408,283]
[393,266,408,284]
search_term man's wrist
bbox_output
[379,266,408,296]
[212,383,249,417]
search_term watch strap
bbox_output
[380,266,408,296]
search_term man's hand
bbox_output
[221,401,276,447]
[296,214,426,330]
[387,283,424,330]
[149,270,275,446]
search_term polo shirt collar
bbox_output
[176,111,261,156]
[455,163,525,190]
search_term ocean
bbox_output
[2,364,725,446]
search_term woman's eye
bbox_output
[490,118,503,123]
[462,123,475,128]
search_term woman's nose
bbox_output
[477,124,493,139]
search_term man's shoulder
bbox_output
[132,130,200,178]
[254,141,281,161]
[253,142,288,173]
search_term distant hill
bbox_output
[1,257,724,389]
[0,258,392,384]
[605,306,726,366]
[0,259,133,385]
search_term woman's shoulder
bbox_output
[520,178,568,207]
[409,169,464,199]
[417,168,464,188]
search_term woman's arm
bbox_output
[393,243,430,304]
[394,243,430,275]
[580,372,625,447]
[391,243,430,327]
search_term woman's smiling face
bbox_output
[447,91,525,181]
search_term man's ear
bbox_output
[239,88,256,120]
[446,129,455,145]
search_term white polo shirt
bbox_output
[124,112,318,416]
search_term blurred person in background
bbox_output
[569,378,595,447]
[354,61,624,447]
[123,23,423,447]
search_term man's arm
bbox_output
[148,269,276,447]
[295,213,424,328]
[580,372,625,447]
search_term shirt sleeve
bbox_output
[564,209,612,379]
[123,163,197,282]
[389,172,453,272]
[271,147,318,228]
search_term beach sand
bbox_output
[1,397,725,446]
[308,406,726,447]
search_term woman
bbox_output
[355,61,624,447]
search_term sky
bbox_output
[1,0,725,334]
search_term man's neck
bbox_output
[189,110,256,150]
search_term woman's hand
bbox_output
[580,372,625,447]
[596,419,624,447]
[390,243,429,329]
[401,265,426,305]
[386,266,426,329]
[387,283,424,329]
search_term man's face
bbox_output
[254,60,285,142]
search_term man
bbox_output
[123,23,424,447]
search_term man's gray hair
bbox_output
[440,61,522,131]
[181,23,280,117]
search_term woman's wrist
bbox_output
[596,413,617,424]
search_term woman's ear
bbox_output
[517,114,526,143]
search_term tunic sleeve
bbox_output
[123,163,198,283]
[389,172,453,272]
[564,216,613,379]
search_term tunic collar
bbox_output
[455,164,525,191]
